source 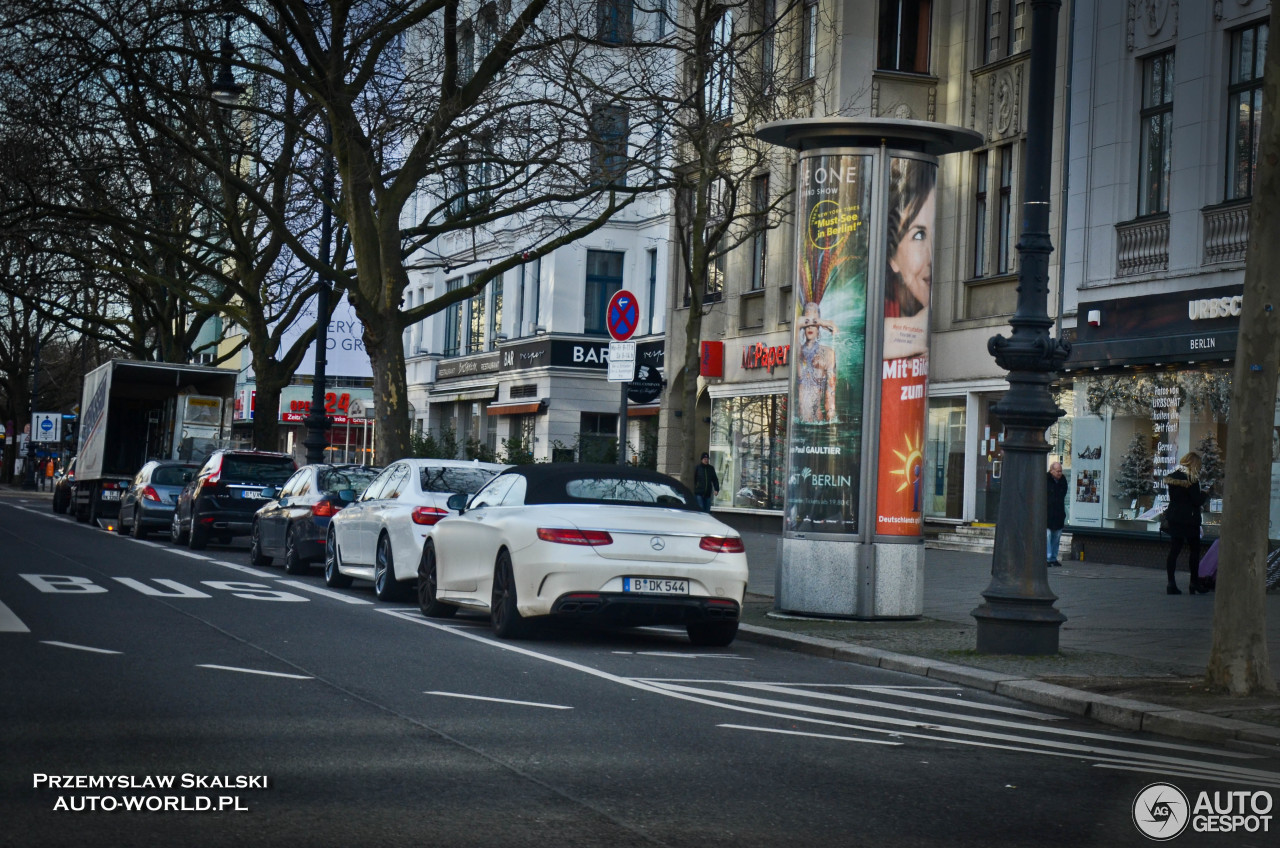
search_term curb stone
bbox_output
[736,622,1280,752]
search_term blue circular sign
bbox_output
[606,290,639,341]
[39,418,53,432]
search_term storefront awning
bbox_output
[486,399,547,416]
[429,386,498,404]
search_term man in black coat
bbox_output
[693,452,720,512]
[1046,461,1068,567]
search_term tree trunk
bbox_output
[1205,34,1278,695]
[364,318,410,466]
[249,367,286,453]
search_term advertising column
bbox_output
[785,153,871,535]
[876,158,936,536]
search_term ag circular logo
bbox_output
[1133,782,1190,840]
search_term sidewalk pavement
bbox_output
[729,524,1280,752]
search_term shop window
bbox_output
[877,0,932,75]
[1139,51,1174,217]
[709,393,788,511]
[925,398,965,520]
[1226,21,1268,201]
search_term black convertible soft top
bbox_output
[499,463,698,510]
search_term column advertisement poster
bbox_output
[785,153,871,535]
[875,157,937,536]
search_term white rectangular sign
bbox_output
[607,342,636,382]
[31,413,61,443]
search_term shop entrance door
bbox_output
[975,398,1005,523]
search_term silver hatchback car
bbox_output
[117,460,200,539]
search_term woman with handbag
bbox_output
[1163,452,1208,595]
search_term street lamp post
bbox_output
[210,12,331,465]
[21,329,42,491]
[970,0,1071,654]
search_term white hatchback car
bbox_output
[419,463,749,646]
[323,458,506,600]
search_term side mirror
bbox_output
[338,489,356,503]
[261,487,279,500]
[446,492,469,512]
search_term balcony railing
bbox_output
[1202,200,1251,265]
[1115,215,1169,277]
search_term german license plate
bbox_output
[241,490,265,499]
[623,578,688,595]
[101,490,121,501]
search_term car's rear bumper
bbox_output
[549,593,741,626]
[192,507,255,537]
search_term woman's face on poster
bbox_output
[889,187,936,308]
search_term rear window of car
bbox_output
[152,465,195,486]
[321,467,382,494]
[220,455,296,486]
[419,467,495,494]
[563,477,696,509]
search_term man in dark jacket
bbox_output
[693,452,720,512]
[1046,461,1068,567]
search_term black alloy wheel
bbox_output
[374,534,407,601]
[490,550,529,639]
[416,541,456,618]
[283,524,308,574]
[324,525,353,589]
[248,520,271,566]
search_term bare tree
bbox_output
[1205,29,1277,696]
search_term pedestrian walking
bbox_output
[693,452,720,512]
[1163,451,1208,595]
[1046,460,1067,567]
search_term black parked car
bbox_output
[171,449,297,550]
[51,457,77,515]
[116,460,200,539]
[249,463,383,573]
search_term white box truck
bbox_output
[72,360,239,526]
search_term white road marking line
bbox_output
[854,686,1065,719]
[209,561,275,578]
[611,651,751,660]
[1094,762,1280,788]
[425,691,573,710]
[379,610,1278,785]
[718,724,901,746]
[647,682,1272,774]
[726,680,1066,723]
[168,550,211,561]
[196,664,313,679]
[274,580,374,604]
[0,599,30,633]
[40,640,120,654]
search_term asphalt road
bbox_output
[2,494,1278,848]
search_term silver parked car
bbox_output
[117,461,200,539]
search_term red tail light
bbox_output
[699,536,745,553]
[312,501,339,518]
[537,528,613,546]
[142,486,161,502]
[412,506,449,526]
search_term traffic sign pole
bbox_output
[606,290,640,466]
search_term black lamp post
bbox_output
[21,329,42,491]
[211,12,332,465]
[970,0,1071,654]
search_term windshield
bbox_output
[419,467,496,494]
[152,465,197,486]
[321,467,382,494]
[220,455,296,486]
[563,477,696,509]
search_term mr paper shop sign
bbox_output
[742,343,790,374]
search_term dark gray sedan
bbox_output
[117,461,200,539]
[250,464,382,573]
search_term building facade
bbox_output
[1056,0,1269,562]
